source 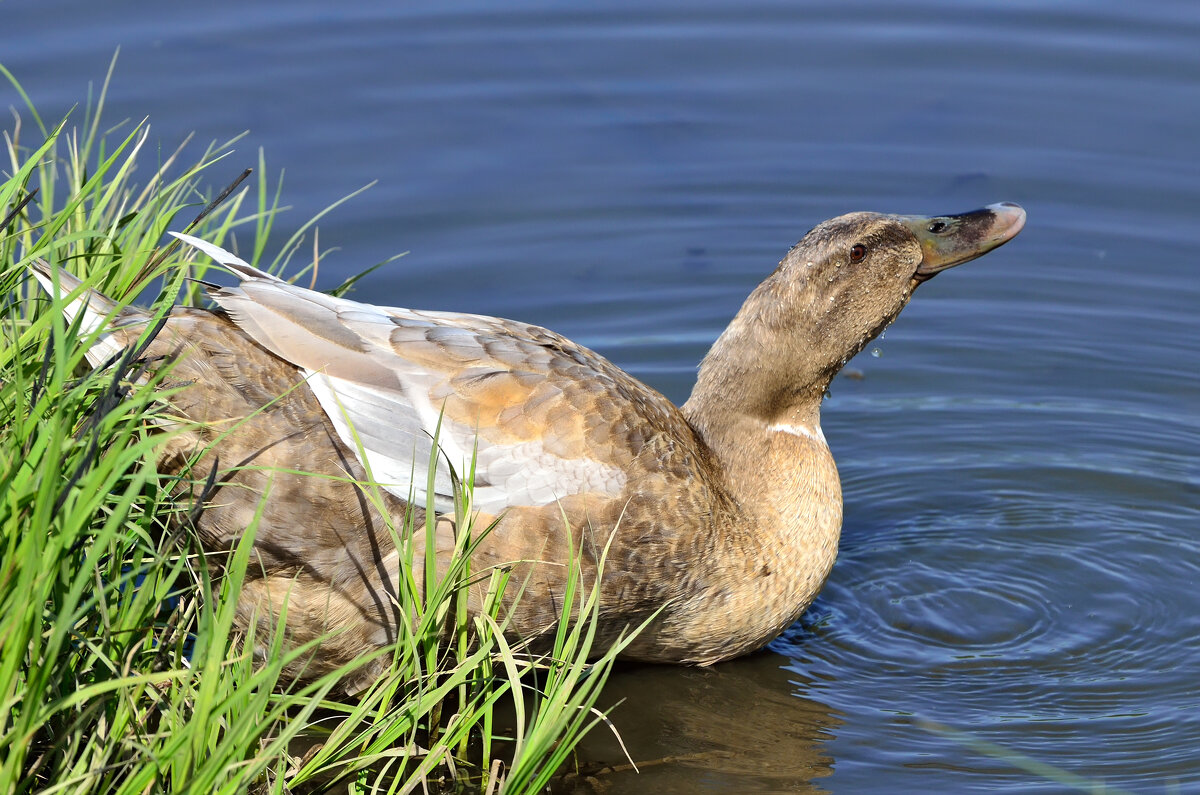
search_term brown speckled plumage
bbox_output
[33,203,1024,690]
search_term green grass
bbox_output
[0,60,644,795]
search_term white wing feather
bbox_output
[173,233,627,514]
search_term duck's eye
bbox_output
[928,221,948,234]
[849,244,867,263]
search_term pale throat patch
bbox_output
[767,421,828,447]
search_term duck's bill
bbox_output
[899,202,1026,282]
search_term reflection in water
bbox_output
[557,652,837,794]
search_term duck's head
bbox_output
[689,203,1025,422]
[776,201,1026,354]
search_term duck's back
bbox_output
[125,277,735,684]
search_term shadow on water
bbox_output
[555,651,838,794]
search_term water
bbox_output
[8,1,1199,791]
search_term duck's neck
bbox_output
[681,318,839,526]
[682,279,840,456]
[677,303,845,659]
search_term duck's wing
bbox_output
[28,261,151,367]
[173,233,682,515]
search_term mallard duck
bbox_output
[34,203,1024,688]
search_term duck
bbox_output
[34,202,1024,689]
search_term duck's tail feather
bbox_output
[169,232,280,282]
[29,261,149,368]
